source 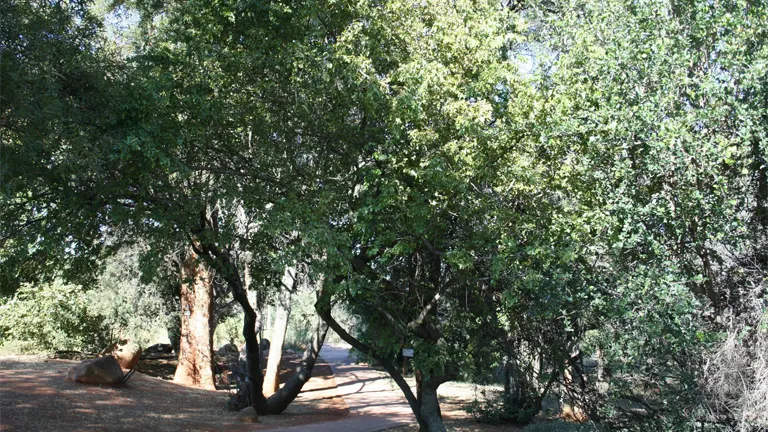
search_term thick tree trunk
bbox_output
[266,316,329,413]
[173,251,216,390]
[264,266,296,394]
[416,371,447,432]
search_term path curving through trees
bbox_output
[269,344,416,432]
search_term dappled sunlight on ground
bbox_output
[0,355,347,431]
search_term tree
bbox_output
[6,1,765,430]
[263,265,296,394]
[526,0,768,428]
[1,0,125,294]
[0,281,111,353]
[89,245,173,347]
[294,0,546,430]
[173,250,216,390]
[3,0,355,415]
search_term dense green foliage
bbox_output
[1,0,767,430]
[0,281,110,353]
[0,247,173,352]
[88,247,173,346]
[0,0,128,293]
[529,1,768,429]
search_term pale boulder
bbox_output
[67,356,124,386]
[237,406,259,423]
[103,339,143,370]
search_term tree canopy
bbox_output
[1,0,767,431]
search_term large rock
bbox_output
[67,356,124,386]
[237,406,259,423]
[103,339,143,370]
[146,343,173,354]
[217,343,239,357]
[117,342,143,370]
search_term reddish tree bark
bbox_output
[173,251,216,390]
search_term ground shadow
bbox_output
[0,356,348,432]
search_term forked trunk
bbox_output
[201,247,323,415]
[173,251,216,390]
[266,317,330,413]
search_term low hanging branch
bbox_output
[266,315,330,413]
[315,292,428,429]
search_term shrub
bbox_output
[214,314,245,348]
[0,281,111,353]
[523,420,600,432]
[465,397,539,425]
[87,247,172,347]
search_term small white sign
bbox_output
[402,348,414,357]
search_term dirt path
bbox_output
[0,355,347,432]
[1,347,490,432]
[274,344,502,432]
[268,344,417,432]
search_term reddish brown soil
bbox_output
[0,354,348,432]
[385,420,524,432]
